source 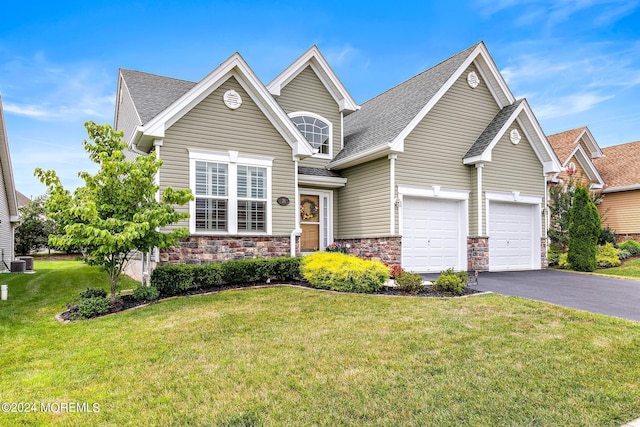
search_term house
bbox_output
[114,42,561,274]
[547,126,605,189]
[593,141,640,242]
[0,96,20,267]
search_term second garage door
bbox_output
[402,197,463,273]
[488,202,536,271]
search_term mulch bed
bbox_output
[57,280,485,322]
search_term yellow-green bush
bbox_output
[301,252,389,293]
[596,243,621,268]
[558,252,569,269]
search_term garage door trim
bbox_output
[398,185,469,273]
[485,191,542,271]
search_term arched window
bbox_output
[290,113,331,156]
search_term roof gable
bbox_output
[0,96,19,220]
[561,145,605,188]
[547,126,603,162]
[595,140,640,191]
[332,42,516,169]
[463,98,562,174]
[129,54,315,158]
[267,46,358,113]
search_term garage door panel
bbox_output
[489,202,534,271]
[402,197,462,273]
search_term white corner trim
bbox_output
[485,190,542,205]
[397,184,470,200]
[298,174,347,188]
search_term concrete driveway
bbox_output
[424,269,640,322]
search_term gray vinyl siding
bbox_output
[275,66,341,170]
[395,63,500,234]
[483,122,546,231]
[115,82,142,145]
[337,157,390,237]
[161,76,296,234]
[0,159,13,260]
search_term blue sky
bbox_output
[1,0,639,198]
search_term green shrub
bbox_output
[395,271,424,294]
[598,226,617,246]
[79,287,108,299]
[192,263,223,289]
[547,246,561,266]
[432,268,466,295]
[132,285,160,302]
[270,257,301,282]
[73,297,110,319]
[151,264,195,297]
[301,252,388,293]
[567,186,600,272]
[596,243,621,268]
[221,257,302,285]
[558,252,569,269]
[619,240,640,256]
[617,249,631,260]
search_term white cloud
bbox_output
[534,92,613,119]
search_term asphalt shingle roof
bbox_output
[463,99,523,159]
[594,141,640,189]
[120,69,196,124]
[338,42,480,163]
[298,166,343,178]
[547,127,587,163]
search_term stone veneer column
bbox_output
[540,238,548,269]
[334,236,402,267]
[467,237,489,271]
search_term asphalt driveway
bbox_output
[424,269,640,322]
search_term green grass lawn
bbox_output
[594,258,640,280]
[2,261,640,426]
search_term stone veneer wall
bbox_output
[160,235,294,265]
[334,236,402,267]
[616,233,640,244]
[540,238,548,269]
[467,236,489,271]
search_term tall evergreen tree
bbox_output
[567,185,601,272]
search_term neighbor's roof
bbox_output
[594,140,640,190]
[338,43,481,163]
[16,191,31,208]
[120,69,196,124]
[547,127,587,162]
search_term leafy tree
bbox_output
[15,195,55,255]
[567,185,601,272]
[36,122,193,302]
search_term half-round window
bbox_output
[291,114,330,155]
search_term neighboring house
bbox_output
[593,141,640,242]
[114,41,561,274]
[16,190,31,209]
[0,95,20,267]
[547,126,604,189]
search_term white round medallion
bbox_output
[510,129,521,145]
[223,90,242,109]
[467,71,480,88]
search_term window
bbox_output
[290,113,331,156]
[189,150,272,234]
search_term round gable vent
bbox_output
[223,90,242,109]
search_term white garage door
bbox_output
[402,197,461,273]
[489,202,535,271]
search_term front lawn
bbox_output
[1,261,640,426]
[594,258,640,280]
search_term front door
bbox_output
[300,194,321,251]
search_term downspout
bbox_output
[141,139,163,285]
[476,163,484,235]
[291,157,302,257]
[389,154,397,235]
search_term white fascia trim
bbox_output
[137,54,314,157]
[0,96,19,218]
[575,127,604,158]
[517,106,562,173]
[485,190,542,205]
[563,144,605,186]
[266,46,359,112]
[397,184,470,200]
[327,143,393,170]
[391,43,515,152]
[602,184,640,193]
[298,174,347,188]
